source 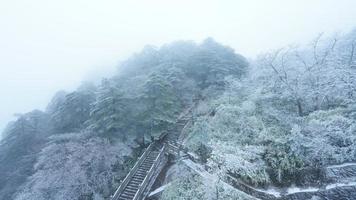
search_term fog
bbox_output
[0,0,355,136]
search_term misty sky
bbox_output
[0,0,356,135]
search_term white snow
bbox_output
[184,158,356,199]
[255,187,281,197]
[254,181,356,197]
[148,183,171,197]
[182,159,213,180]
[182,159,260,199]
[325,181,356,190]
[255,185,320,197]
[327,162,356,169]
[286,186,319,194]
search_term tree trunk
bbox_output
[297,99,303,117]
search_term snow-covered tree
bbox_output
[50,82,96,132]
[87,79,127,137]
[255,33,356,116]
[140,73,182,139]
[14,132,132,200]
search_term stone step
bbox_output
[132,173,145,178]
[118,197,131,200]
[136,169,148,174]
[125,187,137,193]
[148,153,159,158]
[126,184,139,190]
[142,160,154,165]
[120,193,135,199]
[144,159,155,163]
[131,180,143,184]
[141,162,154,167]
[120,191,135,198]
[132,176,145,181]
[123,190,136,196]
[127,182,140,187]
[139,164,153,169]
[127,182,139,187]
[133,173,145,178]
[135,172,147,176]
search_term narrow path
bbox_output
[111,105,195,200]
[111,143,165,200]
[115,151,160,200]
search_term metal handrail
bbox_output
[133,144,166,200]
[111,142,155,200]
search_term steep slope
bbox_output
[0,110,52,199]
[160,30,356,199]
[0,38,248,200]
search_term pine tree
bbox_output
[141,73,181,139]
[50,82,96,132]
[88,79,127,137]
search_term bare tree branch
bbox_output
[349,41,355,66]
[320,37,338,65]
[312,32,324,64]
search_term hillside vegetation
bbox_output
[162,30,356,199]
[0,38,248,200]
[1,30,355,199]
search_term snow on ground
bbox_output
[254,187,281,198]
[327,162,356,169]
[181,159,356,198]
[182,159,217,182]
[286,185,319,194]
[253,162,356,197]
[255,185,320,197]
[256,181,356,197]
[182,159,259,199]
[325,181,356,190]
[148,183,171,197]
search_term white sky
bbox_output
[0,0,355,135]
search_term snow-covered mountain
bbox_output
[1,30,355,200]
[0,38,248,199]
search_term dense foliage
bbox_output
[1,29,354,199]
[0,38,247,199]
[161,162,256,200]
[183,30,356,189]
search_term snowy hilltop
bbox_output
[1,30,356,200]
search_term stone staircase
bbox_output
[111,142,166,200]
[111,107,194,200]
[117,151,160,200]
